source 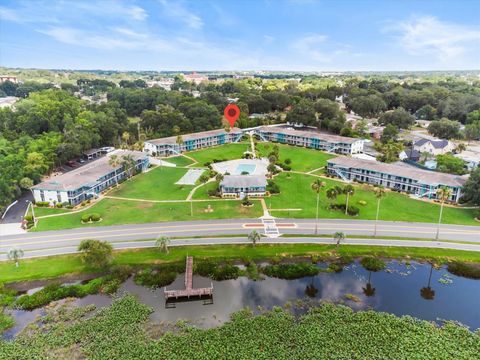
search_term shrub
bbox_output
[284,158,292,165]
[56,203,63,208]
[347,206,360,216]
[357,200,367,206]
[267,180,280,194]
[242,199,253,206]
[194,260,241,280]
[90,213,101,222]
[361,257,386,272]
[81,214,91,223]
[35,201,50,207]
[24,214,33,222]
[78,239,113,269]
[65,204,74,209]
[447,262,480,279]
[262,263,319,279]
[134,265,182,288]
[208,188,221,197]
[278,163,291,171]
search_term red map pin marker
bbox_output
[224,104,240,127]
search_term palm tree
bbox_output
[326,187,338,210]
[176,135,184,154]
[343,185,355,215]
[420,263,435,300]
[121,154,137,179]
[248,230,261,247]
[311,179,326,235]
[362,271,376,297]
[109,154,121,187]
[155,235,171,254]
[373,186,386,237]
[435,187,452,240]
[333,231,345,249]
[455,143,466,153]
[8,248,24,267]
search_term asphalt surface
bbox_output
[1,219,479,259]
[0,192,33,224]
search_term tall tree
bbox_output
[311,179,326,235]
[373,186,386,237]
[155,235,171,254]
[435,187,452,240]
[343,185,355,215]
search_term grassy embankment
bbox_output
[2,244,480,284]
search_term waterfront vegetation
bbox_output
[0,294,478,359]
[2,244,480,284]
[262,262,320,279]
[447,262,480,279]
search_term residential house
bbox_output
[413,139,455,156]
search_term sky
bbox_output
[0,0,479,71]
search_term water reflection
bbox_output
[3,261,480,339]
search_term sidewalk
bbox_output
[0,223,26,236]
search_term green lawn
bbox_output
[161,155,195,167]
[187,142,252,165]
[2,243,480,283]
[33,207,73,217]
[108,167,195,201]
[34,198,262,231]
[268,172,479,225]
[257,143,336,172]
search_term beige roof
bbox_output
[32,150,147,192]
[146,128,243,146]
[257,126,360,144]
[221,175,267,188]
[328,156,467,187]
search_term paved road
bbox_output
[0,219,479,259]
[2,236,480,261]
[0,192,33,224]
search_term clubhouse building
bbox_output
[220,175,267,198]
[31,150,149,206]
[255,126,364,154]
[144,128,244,156]
[327,157,467,202]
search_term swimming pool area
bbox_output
[234,164,256,175]
[211,158,268,177]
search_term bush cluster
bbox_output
[261,263,319,279]
[34,201,50,207]
[360,257,387,272]
[81,213,101,223]
[267,180,280,194]
[447,262,480,279]
[13,267,131,311]
[194,261,241,281]
[133,264,183,288]
[329,204,360,216]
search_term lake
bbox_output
[3,260,480,339]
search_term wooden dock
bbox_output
[164,256,213,300]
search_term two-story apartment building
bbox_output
[255,126,364,154]
[220,175,267,198]
[327,157,467,202]
[31,150,149,206]
[144,128,244,156]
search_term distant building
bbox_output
[220,175,267,198]
[144,128,244,156]
[183,71,209,85]
[255,126,364,155]
[454,151,480,171]
[0,76,18,83]
[399,148,421,162]
[31,150,149,206]
[147,78,174,90]
[414,139,455,156]
[327,156,466,202]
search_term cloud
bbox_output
[292,34,331,62]
[159,0,204,29]
[263,35,275,44]
[386,15,480,61]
